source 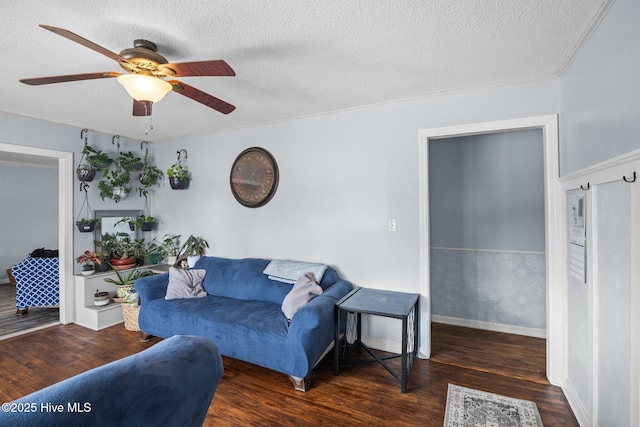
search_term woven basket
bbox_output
[122,304,140,331]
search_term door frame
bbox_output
[0,142,74,325]
[417,115,564,385]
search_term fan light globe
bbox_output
[117,74,172,103]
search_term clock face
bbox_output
[230,147,279,208]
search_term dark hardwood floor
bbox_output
[0,284,59,338]
[0,322,578,426]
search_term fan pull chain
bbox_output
[144,103,154,135]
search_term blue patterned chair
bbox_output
[11,255,59,314]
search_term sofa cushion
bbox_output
[196,257,293,304]
[165,267,207,300]
[281,273,323,320]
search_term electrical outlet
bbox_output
[388,219,397,232]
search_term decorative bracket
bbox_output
[623,171,636,183]
[177,149,187,162]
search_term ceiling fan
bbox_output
[20,25,236,116]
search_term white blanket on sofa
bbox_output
[263,259,328,284]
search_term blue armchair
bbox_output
[0,335,223,427]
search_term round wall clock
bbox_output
[230,147,279,208]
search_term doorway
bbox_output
[0,143,74,338]
[417,115,563,386]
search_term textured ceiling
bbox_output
[0,0,610,142]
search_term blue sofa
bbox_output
[1,335,223,427]
[136,256,353,391]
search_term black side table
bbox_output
[334,287,419,393]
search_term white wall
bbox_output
[151,81,560,349]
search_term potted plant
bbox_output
[76,251,103,276]
[98,151,143,203]
[160,234,181,266]
[98,166,132,202]
[116,215,157,232]
[76,161,95,182]
[102,232,137,268]
[145,240,164,265]
[104,267,138,298]
[76,218,98,233]
[178,235,209,267]
[85,145,114,172]
[139,164,164,190]
[167,160,191,190]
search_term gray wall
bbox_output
[559,0,640,421]
[560,0,640,175]
[0,162,58,280]
[429,130,546,330]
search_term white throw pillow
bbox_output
[165,267,207,300]
[281,272,323,321]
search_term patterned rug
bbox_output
[443,384,544,427]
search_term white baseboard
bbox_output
[431,315,547,339]
[562,378,591,427]
[0,278,10,285]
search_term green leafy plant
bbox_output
[179,235,209,257]
[116,215,156,230]
[75,218,98,227]
[104,267,138,287]
[160,234,181,257]
[166,160,190,181]
[98,151,143,203]
[139,164,164,193]
[101,232,136,260]
[85,145,114,172]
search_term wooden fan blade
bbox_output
[39,25,131,64]
[169,80,235,114]
[132,100,152,116]
[159,60,235,77]
[20,71,120,85]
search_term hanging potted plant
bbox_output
[167,150,190,190]
[139,164,164,189]
[76,129,96,183]
[98,166,132,202]
[76,183,97,232]
[119,150,144,172]
[178,235,209,268]
[97,139,143,203]
[86,145,114,172]
[139,215,157,231]
[76,218,98,233]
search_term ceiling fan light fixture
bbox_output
[117,74,172,103]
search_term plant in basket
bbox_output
[104,267,138,299]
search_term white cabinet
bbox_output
[74,265,169,331]
[74,270,125,331]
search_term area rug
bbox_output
[443,384,544,427]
